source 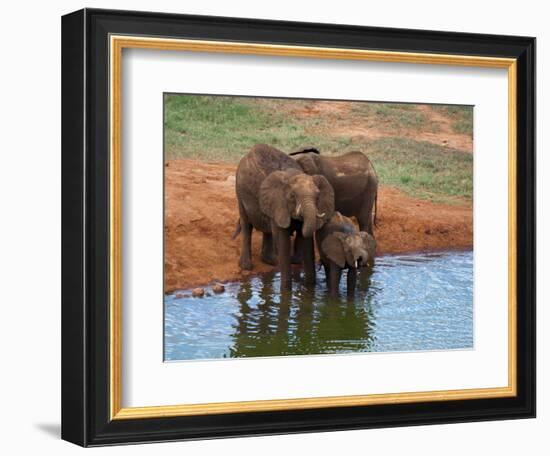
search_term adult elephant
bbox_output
[234,144,334,290]
[290,147,378,235]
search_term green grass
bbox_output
[164,95,350,162]
[432,105,474,135]
[360,137,473,201]
[350,102,437,131]
[164,94,472,202]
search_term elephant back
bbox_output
[237,144,301,183]
[316,211,351,243]
[325,151,374,176]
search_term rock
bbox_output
[212,283,225,294]
[175,293,185,299]
[192,287,205,298]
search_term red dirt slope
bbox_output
[164,159,472,292]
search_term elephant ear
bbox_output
[259,170,291,229]
[312,174,335,228]
[321,233,347,268]
[294,154,321,176]
[360,232,377,261]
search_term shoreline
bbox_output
[165,247,473,295]
[164,159,473,293]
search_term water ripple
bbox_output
[164,251,473,361]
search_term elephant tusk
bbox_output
[355,260,358,269]
[317,212,325,218]
[296,203,302,216]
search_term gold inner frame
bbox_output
[109,35,518,420]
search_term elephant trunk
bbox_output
[300,198,317,238]
[355,248,369,267]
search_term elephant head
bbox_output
[259,168,334,237]
[321,231,376,268]
[289,149,323,176]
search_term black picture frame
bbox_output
[62,8,536,447]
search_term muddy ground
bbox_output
[164,159,473,292]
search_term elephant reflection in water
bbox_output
[230,272,291,358]
[228,269,377,358]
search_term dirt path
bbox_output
[285,100,472,152]
[414,105,473,151]
[164,159,472,292]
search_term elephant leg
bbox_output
[273,225,292,291]
[261,232,277,265]
[357,204,372,234]
[301,235,316,286]
[238,202,253,270]
[329,262,342,298]
[347,267,357,296]
[291,234,303,264]
[358,184,377,235]
[323,263,330,285]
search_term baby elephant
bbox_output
[316,212,376,297]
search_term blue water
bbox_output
[164,251,473,361]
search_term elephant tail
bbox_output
[373,191,378,228]
[231,219,242,240]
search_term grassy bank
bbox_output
[164,94,472,202]
[364,137,472,201]
[432,105,474,135]
[164,95,351,162]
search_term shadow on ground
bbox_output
[34,423,60,439]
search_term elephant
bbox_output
[234,144,335,290]
[289,147,378,235]
[316,212,376,297]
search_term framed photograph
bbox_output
[61,8,535,446]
